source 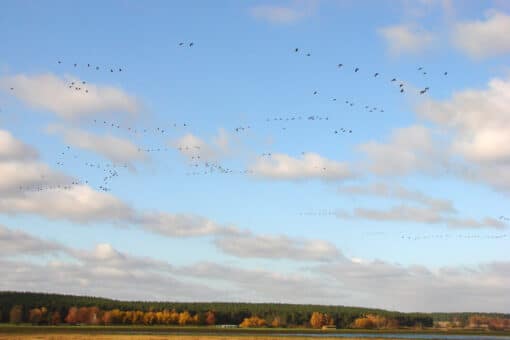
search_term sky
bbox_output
[1,0,510,313]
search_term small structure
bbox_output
[322,325,337,330]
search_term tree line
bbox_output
[1,291,508,329]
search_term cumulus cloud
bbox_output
[336,182,504,229]
[0,130,38,161]
[47,125,147,165]
[336,206,505,229]
[173,129,231,162]
[0,225,64,256]
[378,24,436,56]
[358,125,445,176]
[177,261,340,303]
[0,185,133,224]
[250,1,318,24]
[250,152,354,181]
[0,73,140,119]
[314,258,510,312]
[214,233,343,262]
[2,226,510,311]
[453,11,510,59]
[135,212,240,238]
[417,77,510,191]
[338,182,455,212]
[0,128,223,234]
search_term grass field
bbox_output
[1,325,510,340]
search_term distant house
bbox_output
[322,325,337,330]
[216,324,239,328]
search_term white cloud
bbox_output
[0,185,133,224]
[214,233,342,262]
[378,24,436,56]
[358,125,445,176]
[336,182,505,229]
[338,182,455,213]
[47,125,147,165]
[135,212,240,238]
[0,130,38,161]
[0,73,140,119]
[250,152,354,181]
[0,225,64,256]
[250,1,317,24]
[336,205,505,229]
[173,129,231,162]
[453,11,510,59]
[2,226,510,312]
[417,77,510,191]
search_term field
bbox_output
[2,325,510,340]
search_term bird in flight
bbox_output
[354,67,359,72]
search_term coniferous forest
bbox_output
[1,291,510,330]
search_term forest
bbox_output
[1,291,509,330]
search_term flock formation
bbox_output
[6,44,508,232]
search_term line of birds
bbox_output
[93,119,189,135]
[57,60,123,73]
[294,47,447,96]
[400,233,508,240]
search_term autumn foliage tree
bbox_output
[352,314,397,329]
[271,315,285,328]
[9,305,23,324]
[205,310,216,325]
[29,308,43,324]
[240,316,267,328]
[310,312,333,328]
[65,307,78,324]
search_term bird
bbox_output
[57,61,62,64]
[418,67,423,70]
[306,53,311,57]
[444,71,448,76]
[313,91,318,95]
[391,78,396,82]
[374,73,379,77]
[189,42,194,47]
[294,48,299,52]
[337,63,343,68]
[354,67,359,72]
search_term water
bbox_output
[112,330,510,340]
[275,334,510,340]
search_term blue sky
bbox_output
[1,0,510,312]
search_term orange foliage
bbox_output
[205,310,216,325]
[310,312,333,329]
[65,307,78,324]
[271,315,285,328]
[240,316,267,328]
[29,308,42,324]
[352,314,397,329]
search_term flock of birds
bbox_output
[5,43,509,235]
